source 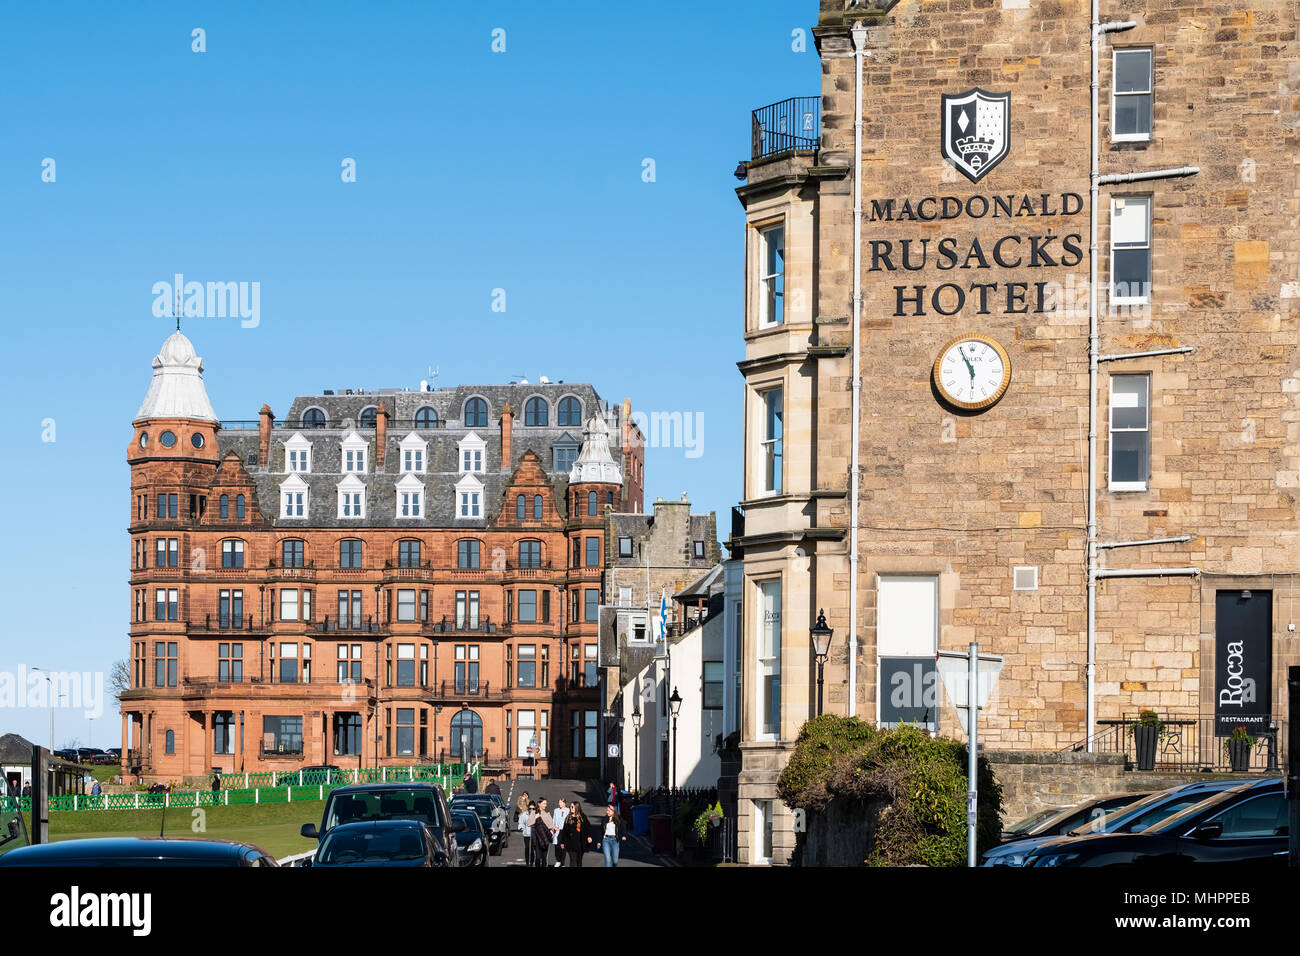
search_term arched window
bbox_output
[281,539,305,568]
[588,491,597,517]
[414,406,439,429]
[236,494,246,519]
[398,539,421,568]
[449,710,483,758]
[219,494,229,518]
[165,730,175,755]
[518,540,542,568]
[302,408,327,429]
[358,406,377,429]
[533,495,543,520]
[525,397,549,426]
[558,396,582,427]
[339,539,363,569]
[516,495,526,521]
[464,397,488,428]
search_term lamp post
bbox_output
[810,609,834,717]
[631,698,642,793]
[669,687,682,819]
[33,668,53,752]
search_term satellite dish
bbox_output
[419,380,428,392]
[539,375,550,384]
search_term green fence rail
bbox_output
[0,762,478,814]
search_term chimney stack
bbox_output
[622,397,632,454]
[375,403,389,469]
[501,401,513,470]
[258,404,274,467]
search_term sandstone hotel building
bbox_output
[732,0,1299,862]
[121,331,644,780]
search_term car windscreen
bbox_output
[325,790,443,830]
[452,799,495,821]
[0,804,30,857]
[451,810,482,840]
[1142,785,1256,834]
[1006,807,1061,835]
[318,826,428,864]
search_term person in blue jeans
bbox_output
[602,804,627,867]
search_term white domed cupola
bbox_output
[135,331,218,422]
[569,415,623,485]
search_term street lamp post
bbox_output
[34,668,53,752]
[810,609,834,717]
[631,699,642,793]
[669,687,682,819]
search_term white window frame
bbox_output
[458,432,486,474]
[1109,195,1151,306]
[755,579,782,741]
[399,432,428,474]
[758,386,784,497]
[279,588,299,622]
[336,474,366,519]
[283,433,312,474]
[455,473,483,519]
[1108,373,1151,492]
[757,221,785,328]
[279,474,309,519]
[1111,47,1153,143]
[753,799,775,865]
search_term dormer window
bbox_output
[396,474,424,519]
[284,433,312,474]
[400,433,428,474]
[463,397,488,428]
[460,492,480,518]
[358,406,378,429]
[525,397,549,426]
[340,431,368,474]
[455,473,483,519]
[459,432,486,474]
[337,474,366,519]
[301,408,327,429]
[280,474,309,519]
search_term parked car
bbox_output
[0,837,278,866]
[300,782,463,866]
[982,793,1150,865]
[0,806,30,857]
[309,819,449,867]
[984,779,1247,866]
[52,749,79,763]
[106,748,123,761]
[450,808,489,867]
[1001,806,1066,842]
[450,793,509,855]
[1026,777,1287,867]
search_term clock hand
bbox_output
[958,346,975,377]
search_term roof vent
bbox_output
[1013,566,1038,591]
[323,389,335,396]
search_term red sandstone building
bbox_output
[121,332,644,781]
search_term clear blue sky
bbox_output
[0,1,815,748]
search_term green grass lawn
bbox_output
[24,798,326,861]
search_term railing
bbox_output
[423,617,501,634]
[424,679,507,701]
[751,96,820,161]
[1063,715,1287,773]
[189,611,264,632]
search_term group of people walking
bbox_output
[515,789,627,867]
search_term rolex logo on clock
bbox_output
[932,334,1012,411]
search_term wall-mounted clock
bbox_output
[932,334,1012,411]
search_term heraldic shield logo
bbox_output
[941,88,1011,183]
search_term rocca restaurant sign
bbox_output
[868,88,1086,318]
[1215,634,1272,736]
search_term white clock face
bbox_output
[934,336,1010,410]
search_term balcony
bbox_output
[422,616,503,635]
[314,615,383,634]
[265,559,318,583]
[423,680,508,702]
[751,97,820,161]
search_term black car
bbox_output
[52,749,80,763]
[1026,777,1288,867]
[300,782,462,866]
[0,837,278,866]
[450,808,489,867]
[310,820,446,868]
[450,794,509,855]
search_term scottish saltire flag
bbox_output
[659,589,668,640]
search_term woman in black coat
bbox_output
[558,800,593,868]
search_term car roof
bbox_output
[323,819,429,833]
[330,782,445,794]
[0,837,268,864]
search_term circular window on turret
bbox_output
[159,431,177,447]
[191,433,205,449]
[138,433,149,449]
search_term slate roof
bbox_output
[216,383,628,529]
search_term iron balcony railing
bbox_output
[1063,714,1287,773]
[751,96,820,161]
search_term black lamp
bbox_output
[810,609,834,717]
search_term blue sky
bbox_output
[0,1,815,748]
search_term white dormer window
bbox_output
[284,433,312,474]
[337,474,366,519]
[459,432,486,474]
[280,473,309,519]
[340,431,368,474]
[396,473,424,519]
[399,433,428,474]
[455,473,483,519]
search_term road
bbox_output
[482,777,664,868]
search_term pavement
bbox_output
[484,777,666,868]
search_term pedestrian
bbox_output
[521,800,536,866]
[211,771,221,793]
[463,774,478,794]
[91,780,102,797]
[516,789,531,825]
[530,798,555,867]
[551,798,570,867]
[559,800,593,868]
[606,780,618,808]
[485,777,501,797]
[602,804,627,867]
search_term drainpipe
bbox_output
[1088,7,1137,751]
[849,23,868,718]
